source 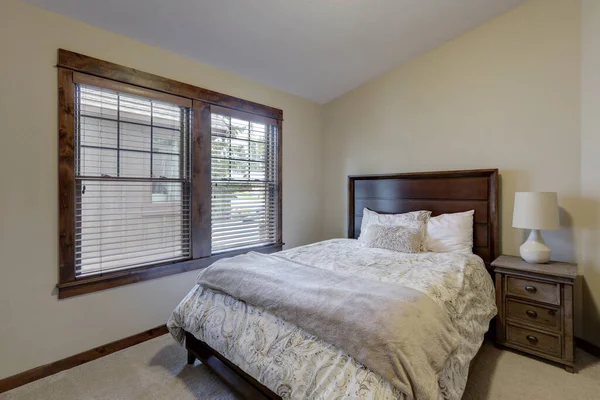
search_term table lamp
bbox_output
[512,192,559,263]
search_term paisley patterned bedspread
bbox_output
[167,239,497,400]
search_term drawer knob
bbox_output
[526,310,538,318]
[527,335,538,343]
[525,285,537,293]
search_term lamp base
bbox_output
[520,229,551,264]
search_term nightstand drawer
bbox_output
[506,299,560,331]
[506,323,561,358]
[506,276,560,305]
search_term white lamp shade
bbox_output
[512,192,559,230]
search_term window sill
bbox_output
[56,243,283,299]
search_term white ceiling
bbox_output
[26,0,526,103]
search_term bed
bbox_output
[167,169,500,400]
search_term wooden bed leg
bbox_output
[184,331,280,399]
[187,350,196,365]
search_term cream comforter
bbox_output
[167,239,497,399]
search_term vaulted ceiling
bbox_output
[26,0,526,103]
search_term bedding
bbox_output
[168,239,496,400]
[425,211,474,254]
[197,251,460,399]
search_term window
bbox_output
[211,108,278,252]
[57,49,282,298]
[74,79,191,276]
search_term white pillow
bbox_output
[425,210,474,254]
[359,208,431,251]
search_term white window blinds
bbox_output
[75,81,191,276]
[211,107,279,252]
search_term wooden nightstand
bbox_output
[492,255,577,372]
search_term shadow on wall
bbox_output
[568,196,600,347]
[543,206,576,263]
[582,275,600,347]
[545,196,600,346]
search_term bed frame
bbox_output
[185,168,500,399]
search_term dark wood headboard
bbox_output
[348,169,499,267]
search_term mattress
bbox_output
[168,239,497,399]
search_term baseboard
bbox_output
[575,336,600,358]
[0,324,168,394]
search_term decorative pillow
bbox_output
[361,224,423,253]
[425,210,474,254]
[358,208,431,251]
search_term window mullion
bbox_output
[190,100,212,259]
[116,93,121,177]
[150,101,154,178]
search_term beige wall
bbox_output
[580,0,600,347]
[323,0,595,341]
[0,0,323,379]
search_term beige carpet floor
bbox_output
[3,335,599,399]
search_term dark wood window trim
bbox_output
[57,49,283,120]
[57,49,283,299]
